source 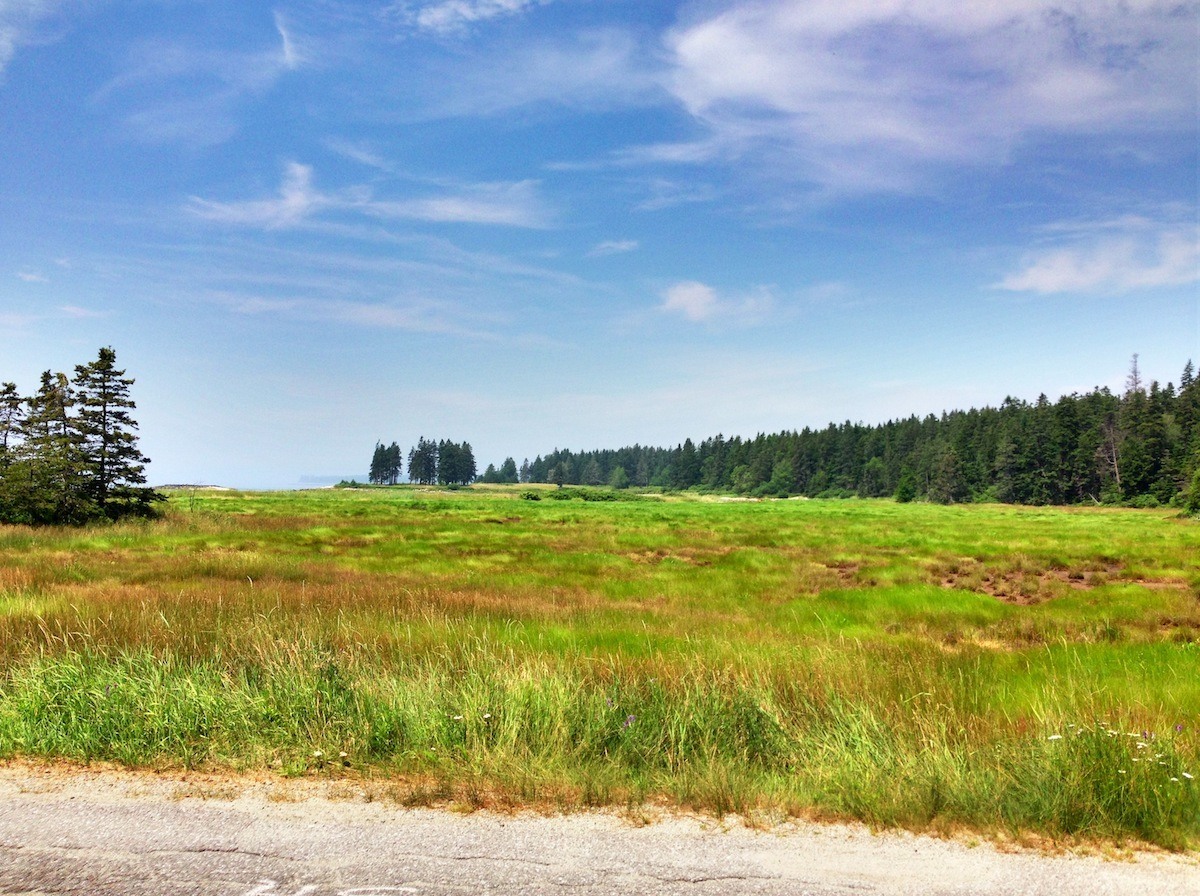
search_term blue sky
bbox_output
[1,0,1197,488]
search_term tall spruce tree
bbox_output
[72,347,160,518]
[0,382,22,469]
[385,441,402,484]
[369,442,386,484]
[6,371,91,523]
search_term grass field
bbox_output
[0,486,1197,848]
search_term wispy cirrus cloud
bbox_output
[96,14,307,144]
[324,137,393,172]
[0,0,68,75]
[219,292,496,338]
[188,162,553,229]
[587,239,638,257]
[400,0,555,35]
[660,280,774,324]
[659,0,1198,193]
[404,27,662,118]
[189,162,324,229]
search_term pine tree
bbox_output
[369,442,386,484]
[500,457,518,483]
[0,382,22,469]
[72,347,160,518]
[385,441,402,485]
[7,371,91,523]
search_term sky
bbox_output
[1,0,1197,488]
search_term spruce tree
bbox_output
[0,382,22,469]
[369,442,386,484]
[386,442,402,484]
[72,348,160,518]
[9,371,92,523]
[500,457,518,483]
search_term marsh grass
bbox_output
[0,488,1196,847]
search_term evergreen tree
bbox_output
[71,348,160,518]
[608,465,630,489]
[408,437,437,485]
[459,442,477,484]
[582,457,603,485]
[385,441,402,485]
[0,382,22,469]
[500,456,518,483]
[369,442,386,484]
[5,372,91,523]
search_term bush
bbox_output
[1184,468,1200,517]
[894,472,918,503]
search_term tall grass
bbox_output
[0,488,1196,847]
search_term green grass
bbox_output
[0,486,1197,847]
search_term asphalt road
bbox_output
[1,766,1196,896]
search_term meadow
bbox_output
[0,486,1197,848]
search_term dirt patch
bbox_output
[935,559,1185,605]
[627,547,732,567]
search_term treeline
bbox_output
[523,357,1200,509]
[368,437,479,486]
[0,348,163,524]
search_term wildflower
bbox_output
[1171,777,1181,783]
[1118,770,1126,775]
[623,714,636,729]
[1048,734,1063,741]
[313,750,323,758]
[1176,724,1185,733]
[1184,772,1194,780]
[339,751,348,759]
[483,713,491,720]
[453,715,463,721]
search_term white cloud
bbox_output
[59,304,105,319]
[189,162,323,229]
[662,281,718,321]
[405,0,553,35]
[189,163,552,229]
[662,0,1199,193]
[588,239,638,257]
[16,270,47,282]
[96,18,307,145]
[661,280,774,324]
[998,223,1200,294]
[635,178,719,212]
[274,11,302,70]
[219,292,496,339]
[324,138,392,171]
[0,0,64,75]
[411,28,661,117]
[366,180,550,228]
